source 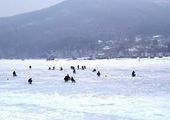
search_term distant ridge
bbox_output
[0,0,170,58]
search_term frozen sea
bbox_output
[0,58,170,120]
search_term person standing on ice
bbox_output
[77,65,80,70]
[81,66,84,70]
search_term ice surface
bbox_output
[0,58,170,120]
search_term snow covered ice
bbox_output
[0,58,170,120]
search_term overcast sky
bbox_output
[0,0,65,17]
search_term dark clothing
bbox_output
[13,71,17,77]
[28,78,32,84]
[73,69,76,74]
[71,77,76,83]
[93,69,97,72]
[132,71,136,77]
[64,74,71,82]
[97,71,101,77]
[29,66,32,69]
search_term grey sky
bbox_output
[0,0,65,17]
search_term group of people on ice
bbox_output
[11,64,136,85]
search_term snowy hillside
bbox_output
[0,58,170,120]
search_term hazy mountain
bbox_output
[0,0,170,58]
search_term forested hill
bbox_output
[0,0,170,58]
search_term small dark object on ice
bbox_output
[13,71,17,77]
[73,69,76,74]
[71,77,76,83]
[82,66,85,70]
[29,65,32,69]
[93,69,97,72]
[52,66,55,70]
[77,65,80,70]
[48,67,51,70]
[132,71,136,77]
[28,78,32,84]
[97,71,101,77]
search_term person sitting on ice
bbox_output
[93,69,97,72]
[13,71,17,77]
[132,71,136,77]
[29,65,32,69]
[71,77,76,83]
[28,78,32,84]
[64,74,71,82]
[48,67,51,70]
[97,71,101,77]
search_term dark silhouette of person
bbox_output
[29,65,32,69]
[73,69,76,74]
[82,66,85,70]
[71,77,76,83]
[97,71,101,77]
[48,67,51,70]
[132,71,136,77]
[64,74,71,82]
[93,69,97,72]
[77,65,80,70]
[52,66,55,70]
[13,71,17,77]
[28,78,32,84]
